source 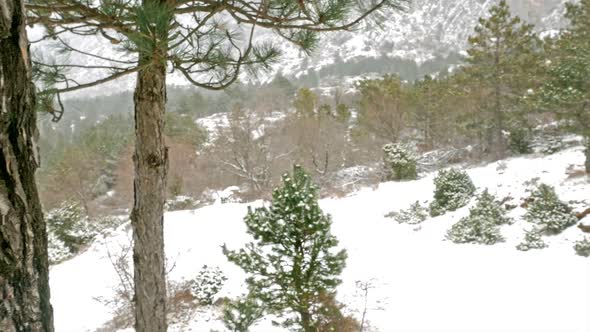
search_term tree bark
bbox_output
[0,0,54,330]
[130,50,168,331]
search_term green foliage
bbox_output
[429,169,476,217]
[385,201,428,225]
[46,201,91,258]
[516,229,547,251]
[190,266,227,305]
[164,112,208,147]
[223,166,347,331]
[222,295,266,332]
[463,0,542,156]
[469,189,512,225]
[573,237,590,257]
[508,128,533,154]
[294,88,318,116]
[446,215,503,245]
[356,75,411,142]
[524,184,578,234]
[382,143,417,181]
[409,75,453,150]
[335,104,351,123]
[446,190,509,245]
[537,0,590,170]
[46,203,122,264]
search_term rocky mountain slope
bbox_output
[30,0,570,97]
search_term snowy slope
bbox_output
[50,146,590,332]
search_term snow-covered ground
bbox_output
[50,146,590,332]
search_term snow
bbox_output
[50,146,590,332]
[29,1,570,98]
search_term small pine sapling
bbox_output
[516,229,547,251]
[446,190,509,245]
[524,184,578,234]
[223,166,347,332]
[382,143,418,181]
[191,265,227,305]
[385,201,428,225]
[429,169,476,217]
[573,237,590,257]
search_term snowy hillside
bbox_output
[50,146,590,332]
[30,0,569,98]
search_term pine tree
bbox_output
[382,143,417,181]
[446,189,509,245]
[0,0,54,329]
[223,166,347,332]
[538,0,590,172]
[524,184,578,234]
[294,88,319,117]
[357,75,412,143]
[467,189,512,226]
[463,0,542,159]
[410,75,453,150]
[28,2,408,328]
[429,169,476,217]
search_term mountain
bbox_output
[269,0,569,85]
[30,0,570,97]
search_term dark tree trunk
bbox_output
[0,0,54,330]
[131,56,169,331]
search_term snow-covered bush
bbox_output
[190,265,227,305]
[524,184,578,234]
[382,143,417,181]
[46,202,92,263]
[539,134,564,155]
[446,190,508,245]
[47,203,124,264]
[446,215,503,245]
[573,237,590,257]
[429,169,476,217]
[469,190,512,225]
[222,295,265,332]
[516,229,547,251]
[385,201,428,224]
[165,195,200,211]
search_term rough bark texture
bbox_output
[130,55,168,331]
[0,0,54,330]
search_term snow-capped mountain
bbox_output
[270,0,568,82]
[31,0,570,97]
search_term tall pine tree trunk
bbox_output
[130,40,169,332]
[492,38,505,161]
[0,0,54,330]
